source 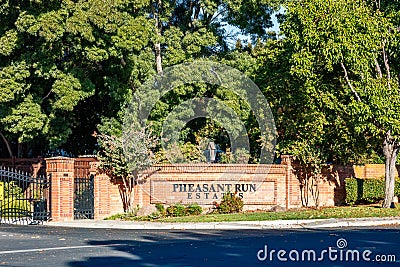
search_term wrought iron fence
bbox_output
[0,167,50,225]
[74,175,94,219]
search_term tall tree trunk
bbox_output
[155,43,163,74]
[154,0,163,75]
[382,130,398,208]
[0,131,13,158]
[301,166,309,207]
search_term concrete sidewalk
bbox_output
[46,217,400,230]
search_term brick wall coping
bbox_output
[147,164,286,174]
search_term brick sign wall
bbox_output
[137,160,301,211]
[27,156,396,221]
[150,179,277,205]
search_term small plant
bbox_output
[156,142,206,163]
[164,203,203,217]
[219,148,232,163]
[166,203,188,217]
[186,204,202,215]
[147,211,163,220]
[155,203,166,215]
[214,192,244,214]
[4,181,23,199]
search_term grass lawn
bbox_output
[106,204,400,223]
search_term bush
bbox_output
[155,203,165,215]
[214,193,244,214]
[147,211,163,220]
[186,204,202,215]
[1,199,30,210]
[166,204,188,217]
[164,203,203,217]
[345,177,400,205]
[0,198,31,217]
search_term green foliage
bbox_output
[166,204,188,217]
[0,0,154,155]
[156,142,206,163]
[146,211,164,220]
[96,133,130,180]
[276,0,400,207]
[278,141,326,208]
[1,199,30,213]
[155,203,165,214]
[219,147,251,163]
[4,181,23,199]
[345,177,400,205]
[214,193,244,214]
[1,182,30,215]
[106,205,400,222]
[96,127,157,180]
[345,178,358,205]
[96,127,157,212]
[186,204,203,215]
[0,0,280,157]
[165,203,203,217]
[157,205,400,223]
[274,0,400,166]
[114,203,203,221]
[219,148,232,163]
[1,95,48,143]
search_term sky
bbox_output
[224,7,284,48]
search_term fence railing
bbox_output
[0,167,50,225]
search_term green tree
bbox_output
[280,0,400,208]
[128,0,280,162]
[95,127,157,212]
[0,0,154,157]
[0,1,93,156]
[0,0,280,162]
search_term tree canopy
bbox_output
[274,0,400,207]
[0,0,279,158]
[2,0,400,207]
[2,0,400,204]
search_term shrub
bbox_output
[214,193,244,214]
[0,198,31,217]
[345,177,400,205]
[147,211,163,220]
[164,203,203,217]
[4,181,23,199]
[219,148,251,164]
[155,203,165,215]
[345,178,358,205]
[156,143,206,163]
[186,204,202,215]
[166,204,188,217]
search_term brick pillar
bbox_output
[46,157,75,222]
[281,155,292,210]
[90,162,108,219]
[89,162,124,219]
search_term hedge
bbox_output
[345,177,400,205]
[165,203,203,217]
[0,198,31,218]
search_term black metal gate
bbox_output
[0,167,50,225]
[74,175,94,219]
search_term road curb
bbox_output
[45,217,400,230]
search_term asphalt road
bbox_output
[0,225,399,266]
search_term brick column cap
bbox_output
[45,156,75,162]
[45,157,75,172]
[281,155,293,166]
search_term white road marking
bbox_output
[0,244,123,254]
